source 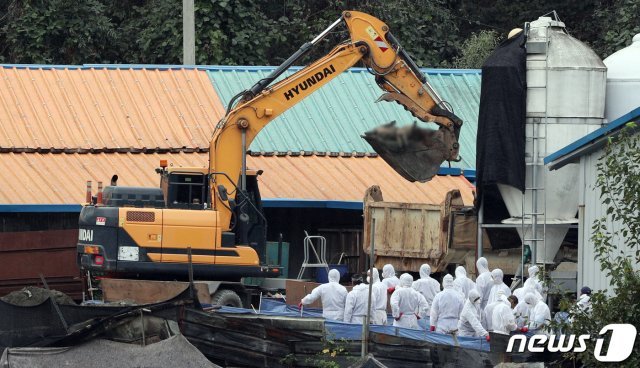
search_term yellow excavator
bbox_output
[77,11,462,290]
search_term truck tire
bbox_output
[210,289,242,308]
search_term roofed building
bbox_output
[0,64,481,296]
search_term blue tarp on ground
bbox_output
[218,298,490,352]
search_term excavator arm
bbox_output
[210,11,462,232]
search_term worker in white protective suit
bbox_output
[299,269,347,321]
[367,267,388,325]
[524,265,544,297]
[525,292,551,333]
[483,290,505,331]
[487,269,511,305]
[458,289,489,340]
[412,264,441,308]
[430,274,464,334]
[381,264,400,292]
[475,257,493,310]
[492,295,518,335]
[512,285,542,328]
[343,277,377,324]
[576,286,591,313]
[390,273,429,329]
[453,265,476,299]
[513,283,542,302]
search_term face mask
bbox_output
[366,276,371,283]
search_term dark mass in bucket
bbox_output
[363,120,460,183]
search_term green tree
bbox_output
[119,0,461,66]
[591,0,640,58]
[555,123,640,367]
[452,30,500,69]
[0,0,119,64]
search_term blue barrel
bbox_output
[316,264,348,283]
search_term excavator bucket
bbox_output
[362,121,457,183]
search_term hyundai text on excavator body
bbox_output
[77,11,462,286]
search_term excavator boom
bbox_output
[211,10,463,232]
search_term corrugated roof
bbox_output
[207,66,480,169]
[0,65,223,151]
[0,153,474,206]
[545,106,640,170]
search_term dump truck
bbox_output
[363,186,522,278]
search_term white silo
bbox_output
[604,33,640,122]
[498,16,606,264]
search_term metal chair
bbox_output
[296,231,330,279]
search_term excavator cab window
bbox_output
[166,172,208,210]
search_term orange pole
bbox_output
[85,181,92,203]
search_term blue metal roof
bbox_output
[0,201,363,212]
[0,204,83,212]
[206,66,480,170]
[545,106,640,170]
[262,199,363,210]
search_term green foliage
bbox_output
[452,30,500,69]
[591,0,640,58]
[0,0,635,66]
[551,125,640,367]
[0,0,119,63]
[120,0,182,64]
[0,0,460,66]
[305,336,356,368]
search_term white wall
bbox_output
[578,143,639,295]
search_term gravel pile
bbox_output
[0,286,76,306]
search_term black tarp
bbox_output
[0,287,198,351]
[475,31,527,207]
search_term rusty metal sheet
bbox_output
[0,229,81,299]
[285,279,324,308]
[101,278,212,305]
[285,279,353,309]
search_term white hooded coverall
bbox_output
[301,269,347,321]
[492,295,517,335]
[344,282,377,324]
[430,274,464,333]
[381,264,400,289]
[458,289,488,337]
[513,285,542,328]
[390,273,428,329]
[576,294,591,313]
[412,264,441,309]
[523,265,543,294]
[369,267,388,325]
[487,268,511,305]
[453,265,476,299]
[475,257,493,310]
[525,292,551,332]
[483,290,505,331]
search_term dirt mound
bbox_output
[0,286,76,306]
